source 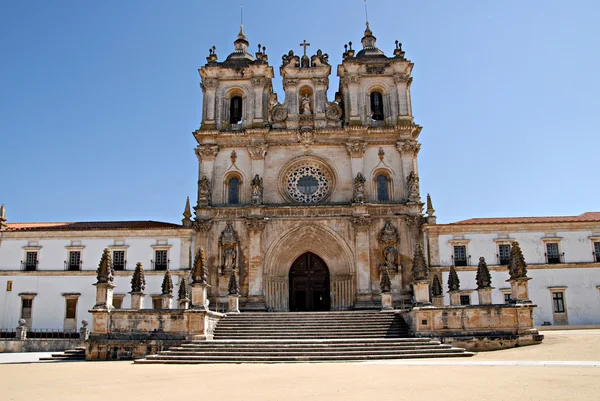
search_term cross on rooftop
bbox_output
[299,40,311,56]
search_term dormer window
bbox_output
[370,92,384,121]
[230,96,243,124]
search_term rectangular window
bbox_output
[460,295,471,305]
[65,298,77,319]
[68,251,81,271]
[595,242,600,263]
[504,293,512,304]
[113,296,124,309]
[154,250,168,270]
[113,251,125,270]
[25,252,38,271]
[21,299,33,319]
[453,246,467,266]
[152,297,162,309]
[498,244,510,265]
[546,243,560,264]
[552,292,565,313]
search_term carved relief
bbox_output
[197,176,212,206]
[311,49,329,67]
[201,78,219,90]
[346,141,367,158]
[353,173,366,203]
[325,102,343,120]
[194,218,213,232]
[300,94,312,115]
[247,143,269,160]
[312,77,329,87]
[351,215,371,230]
[297,130,315,147]
[393,73,411,84]
[250,174,264,205]
[271,105,288,122]
[283,78,299,90]
[195,145,220,161]
[378,220,399,273]
[342,75,360,85]
[251,77,267,88]
[366,66,385,75]
[396,140,420,157]
[245,217,267,232]
[281,50,300,68]
[406,171,420,202]
[219,221,239,275]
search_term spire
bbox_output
[448,265,460,292]
[131,262,146,293]
[432,274,443,297]
[356,0,385,58]
[192,247,209,284]
[178,277,189,301]
[476,257,492,289]
[0,204,6,230]
[412,244,429,281]
[182,196,192,227]
[161,269,173,296]
[225,3,255,64]
[508,241,528,280]
[96,248,114,284]
[426,194,435,216]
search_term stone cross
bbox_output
[299,40,311,56]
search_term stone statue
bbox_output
[219,222,239,275]
[198,176,211,205]
[268,93,278,111]
[251,174,264,205]
[384,245,396,270]
[353,173,366,203]
[311,49,329,66]
[222,247,236,272]
[300,95,311,115]
[281,50,300,67]
[378,220,399,272]
[406,171,420,202]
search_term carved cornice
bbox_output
[283,79,299,90]
[251,77,268,88]
[346,141,368,158]
[247,143,269,160]
[341,75,360,85]
[352,215,372,230]
[195,145,220,161]
[245,217,267,232]
[393,73,411,85]
[194,219,213,232]
[313,77,329,87]
[297,131,315,148]
[396,140,420,157]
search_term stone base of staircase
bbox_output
[135,311,474,364]
[39,346,86,362]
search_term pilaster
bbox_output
[352,213,372,301]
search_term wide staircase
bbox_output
[39,346,86,362]
[135,311,473,364]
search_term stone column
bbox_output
[130,292,145,309]
[477,287,493,305]
[93,282,115,310]
[201,78,218,128]
[161,295,173,309]
[344,75,361,126]
[412,280,431,306]
[509,278,531,304]
[248,143,269,180]
[191,283,210,310]
[194,145,219,206]
[346,141,367,187]
[352,214,372,305]
[449,291,461,306]
[393,73,411,118]
[283,79,299,128]
[245,216,267,309]
[251,77,266,126]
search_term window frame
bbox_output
[369,91,385,121]
[541,236,563,264]
[552,291,565,313]
[151,242,172,271]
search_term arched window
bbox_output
[230,96,243,124]
[377,174,389,201]
[228,177,239,204]
[370,92,384,121]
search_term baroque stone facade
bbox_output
[192,23,424,311]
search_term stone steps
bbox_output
[134,311,474,364]
[39,346,86,362]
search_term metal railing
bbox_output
[451,255,471,267]
[0,328,16,339]
[64,261,83,271]
[151,259,170,271]
[27,329,80,339]
[544,252,565,264]
[112,260,127,271]
[20,260,38,271]
[496,254,510,265]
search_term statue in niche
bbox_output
[384,245,397,271]
[250,174,263,205]
[378,220,399,273]
[301,95,312,115]
[198,176,211,205]
[406,171,420,202]
[268,93,278,111]
[219,222,239,275]
[353,173,366,203]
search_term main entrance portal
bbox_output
[289,252,330,311]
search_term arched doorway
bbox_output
[289,252,330,311]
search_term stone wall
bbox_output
[0,339,83,353]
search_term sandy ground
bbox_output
[1,330,599,401]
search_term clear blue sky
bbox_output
[1,0,598,224]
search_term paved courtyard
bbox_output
[1,330,599,401]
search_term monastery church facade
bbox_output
[1,23,599,331]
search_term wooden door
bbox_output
[289,252,330,311]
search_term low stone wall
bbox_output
[87,309,225,360]
[0,339,83,353]
[402,304,544,351]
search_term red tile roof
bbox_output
[450,212,600,225]
[4,221,183,232]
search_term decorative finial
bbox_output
[192,247,209,284]
[448,265,460,292]
[131,262,146,292]
[182,197,192,227]
[299,39,311,57]
[476,257,492,289]
[178,277,189,301]
[364,0,370,28]
[508,241,528,280]
[426,193,435,216]
[161,269,173,296]
[378,147,385,161]
[230,150,237,164]
[96,248,114,284]
[412,244,429,281]
[432,274,443,297]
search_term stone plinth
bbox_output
[477,287,493,305]
[381,292,393,311]
[130,292,145,310]
[228,294,240,314]
[178,299,190,310]
[93,282,116,310]
[191,283,210,310]
[412,280,431,306]
[432,295,444,307]
[161,295,173,309]
[449,291,461,306]
[509,278,531,304]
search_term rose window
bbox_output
[285,163,331,203]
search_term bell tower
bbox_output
[337,23,414,127]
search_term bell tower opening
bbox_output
[289,252,330,311]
